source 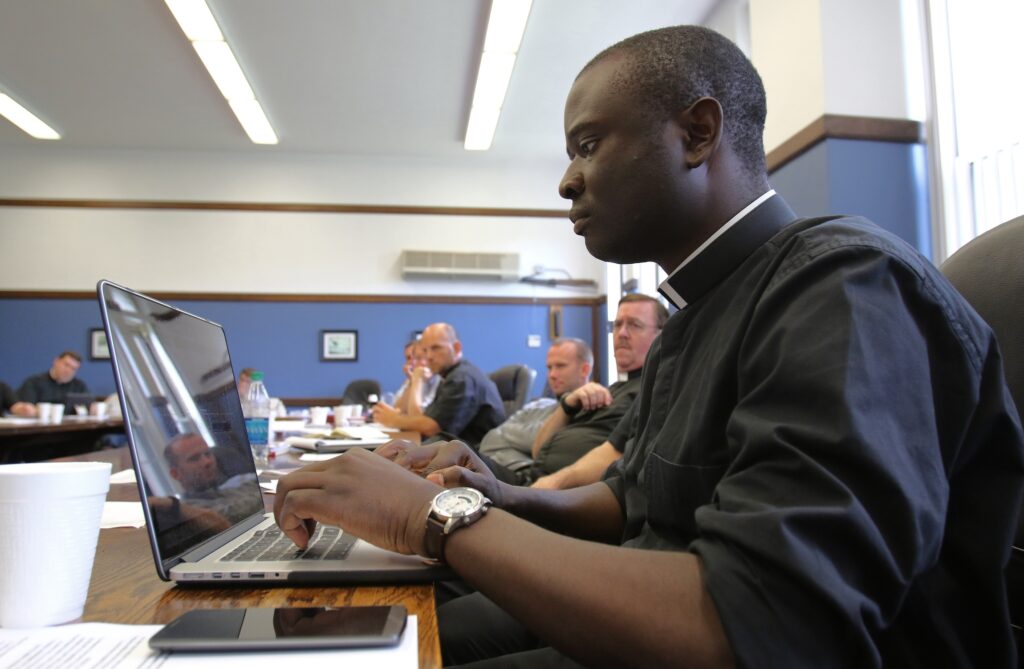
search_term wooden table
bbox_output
[68,438,441,668]
[0,416,124,463]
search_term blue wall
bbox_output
[770,138,932,257]
[0,297,604,401]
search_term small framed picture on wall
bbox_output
[90,329,110,360]
[320,330,358,361]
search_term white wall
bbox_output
[0,148,606,296]
[751,0,926,154]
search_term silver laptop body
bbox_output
[97,280,448,584]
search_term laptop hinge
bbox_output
[177,513,267,564]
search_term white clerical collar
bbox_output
[658,189,776,309]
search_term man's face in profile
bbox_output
[560,52,693,271]
[168,435,220,493]
[421,328,459,375]
[50,355,80,384]
[546,342,591,397]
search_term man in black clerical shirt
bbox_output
[15,351,89,417]
[372,322,504,447]
[274,26,1024,668]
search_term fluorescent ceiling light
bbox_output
[164,0,277,145]
[192,41,255,100]
[472,52,516,109]
[484,0,533,53]
[464,0,532,151]
[164,0,222,41]
[0,93,60,140]
[465,106,501,151]
[229,98,277,145]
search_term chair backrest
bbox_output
[489,364,536,416]
[341,378,382,405]
[940,213,1024,626]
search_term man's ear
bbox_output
[676,97,723,169]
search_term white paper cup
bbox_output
[49,404,65,423]
[0,462,112,628]
[90,402,108,419]
[36,402,53,422]
[308,406,330,425]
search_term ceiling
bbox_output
[0,0,719,166]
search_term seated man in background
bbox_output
[372,323,505,447]
[0,381,34,416]
[478,337,593,477]
[495,293,664,484]
[16,351,89,416]
[393,338,440,415]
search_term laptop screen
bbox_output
[99,282,264,561]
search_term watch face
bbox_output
[434,488,484,518]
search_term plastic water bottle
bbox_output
[243,371,271,467]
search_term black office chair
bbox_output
[488,364,536,416]
[341,378,382,405]
[940,214,1024,643]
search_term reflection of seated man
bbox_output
[162,433,260,521]
[15,351,89,417]
[478,338,594,478]
[1,381,35,417]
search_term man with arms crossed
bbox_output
[477,337,592,476]
[483,295,662,485]
[275,26,1024,667]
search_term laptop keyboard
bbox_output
[220,526,356,562]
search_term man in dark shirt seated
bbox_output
[372,322,505,447]
[482,294,665,485]
[274,26,1024,667]
[15,351,89,417]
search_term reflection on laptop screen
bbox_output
[101,283,264,559]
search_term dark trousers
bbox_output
[438,592,587,668]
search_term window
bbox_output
[926,0,1024,259]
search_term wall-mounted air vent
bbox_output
[401,250,520,281]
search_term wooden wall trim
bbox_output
[0,197,567,219]
[0,290,605,307]
[766,114,925,174]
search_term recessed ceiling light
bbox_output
[164,0,277,145]
[0,93,60,140]
[464,0,532,151]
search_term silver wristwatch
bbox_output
[422,487,491,563]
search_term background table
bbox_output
[0,416,124,463]
[65,438,441,668]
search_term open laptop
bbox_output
[97,280,449,584]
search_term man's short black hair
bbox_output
[583,25,768,178]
